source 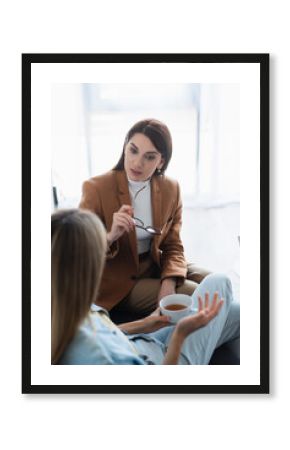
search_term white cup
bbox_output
[159,294,193,323]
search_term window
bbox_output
[51,83,239,207]
[83,83,200,199]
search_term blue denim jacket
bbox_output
[59,305,146,365]
[59,274,239,365]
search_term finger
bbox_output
[205,291,209,309]
[115,215,131,227]
[204,308,210,317]
[212,298,223,314]
[118,212,134,220]
[116,215,134,229]
[198,296,203,312]
[159,315,171,323]
[114,217,131,233]
[119,213,136,229]
[208,298,224,320]
[119,204,134,216]
[117,212,135,226]
[216,299,224,313]
[210,291,219,310]
[148,315,170,324]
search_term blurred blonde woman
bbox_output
[51,209,106,364]
[51,209,239,365]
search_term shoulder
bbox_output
[156,174,180,194]
[81,171,120,200]
[83,170,117,190]
[59,314,144,365]
[161,174,179,187]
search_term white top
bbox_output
[128,177,153,254]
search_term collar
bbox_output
[115,170,160,194]
[127,177,150,190]
[90,304,109,316]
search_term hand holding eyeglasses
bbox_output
[107,205,162,246]
[133,217,161,236]
[107,204,135,244]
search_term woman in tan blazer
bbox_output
[79,119,210,322]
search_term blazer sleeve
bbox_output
[79,179,101,215]
[79,179,119,259]
[159,181,187,282]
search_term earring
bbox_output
[157,168,162,174]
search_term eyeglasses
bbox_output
[133,217,162,236]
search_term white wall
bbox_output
[199,84,240,199]
[51,84,89,205]
[52,83,240,207]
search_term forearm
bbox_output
[162,329,185,365]
[160,277,176,291]
[118,318,148,335]
[158,276,185,302]
[106,232,114,247]
[105,233,119,259]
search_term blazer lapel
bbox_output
[116,171,138,267]
[151,175,162,247]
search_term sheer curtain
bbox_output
[197,84,240,205]
[82,83,200,199]
[51,83,239,208]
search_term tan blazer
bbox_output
[79,170,187,310]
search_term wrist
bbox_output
[161,277,177,288]
[119,319,144,334]
[163,327,185,365]
[107,232,114,246]
[173,326,186,343]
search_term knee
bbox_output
[203,272,232,286]
[203,273,233,304]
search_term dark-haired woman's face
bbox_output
[124,133,164,181]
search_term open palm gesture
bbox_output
[176,292,224,339]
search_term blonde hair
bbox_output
[51,209,106,364]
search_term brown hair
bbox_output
[113,118,172,175]
[51,209,106,364]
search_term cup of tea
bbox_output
[159,294,193,323]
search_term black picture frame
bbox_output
[22,53,269,394]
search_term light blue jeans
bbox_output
[130,273,240,365]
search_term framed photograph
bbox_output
[22,53,269,394]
